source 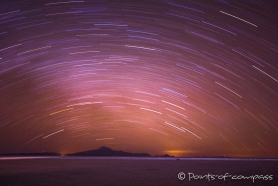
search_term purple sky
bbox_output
[0,0,277,158]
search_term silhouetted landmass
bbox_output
[154,154,175,158]
[1,149,274,159]
[0,152,60,156]
[3,148,273,159]
[67,146,151,157]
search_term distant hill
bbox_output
[155,154,175,158]
[67,146,151,157]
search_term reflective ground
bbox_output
[0,157,277,186]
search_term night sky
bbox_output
[0,0,277,158]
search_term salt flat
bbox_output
[0,157,277,186]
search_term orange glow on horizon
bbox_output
[164,150,195,157]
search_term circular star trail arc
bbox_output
[0,0,277,158]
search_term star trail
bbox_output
[0,0,277,158]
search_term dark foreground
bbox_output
[0,157,277,186]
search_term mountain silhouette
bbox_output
[67,146,151,157]
[155,154,175,157]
